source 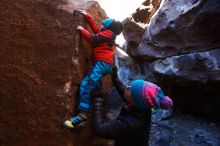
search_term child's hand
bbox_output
[79,10,88,16]
[76,26,84,30]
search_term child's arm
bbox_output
[91,89,145,139]
[78,27,113,46]
[91,30,114,45]
[79,10,100,34]
[77,26,94,45]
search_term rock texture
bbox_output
[132,0,161,24]
[121,19,145,57]
[150,49,220,117]
[0,0,111,145]
[137,0,220,60]
[118,0,220,120]
[118,0,162,82]
[151,49,220,82]
[122,0,161,58]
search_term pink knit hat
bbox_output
[130,80,173,110]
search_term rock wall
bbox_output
[122,0,161,58]
[138,0,220,60]
[119,0,220,120]
[132,0,161,24]
[0,0,111,145]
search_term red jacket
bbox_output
[79,13,116,65]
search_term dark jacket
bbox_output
[91,72,152,146]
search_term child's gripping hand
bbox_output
[76,26,84,31]
[78,10,88,16]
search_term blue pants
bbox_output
[78,61,112,112]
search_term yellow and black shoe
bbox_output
[64,114,87,129]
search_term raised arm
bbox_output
[111,66,126,99]
[77,26,114,46]
[91,89,145,139]
[79,10,100,34]
[76,26,94,45]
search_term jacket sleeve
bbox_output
[111,69,126,98]
[84,13,100,34]
[91,97,144,139]
[80,29,113,46]
[91,30,113,45]
[80,29,94,45]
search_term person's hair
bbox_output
[108,20,123,35]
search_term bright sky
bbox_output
[94,0,145,57]
[96,0,145,46]
[97,0,145,21]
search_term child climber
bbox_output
[64,10,123,129]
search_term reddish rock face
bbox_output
[132,0,161,24]
[121,0,161,58]
[0,0,111,145]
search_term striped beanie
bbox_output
[130,80,173,110]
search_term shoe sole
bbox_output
[64,121,87,129]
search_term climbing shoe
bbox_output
[64,113,87,129]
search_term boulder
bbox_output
[122,18,145,57]
[149,49,220,119]
[118,0,220,119]
[137,0,220,60]
[121,0,161,58]
[0,0,110,145]
[151,49,220,82]
[132,0,161,24]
